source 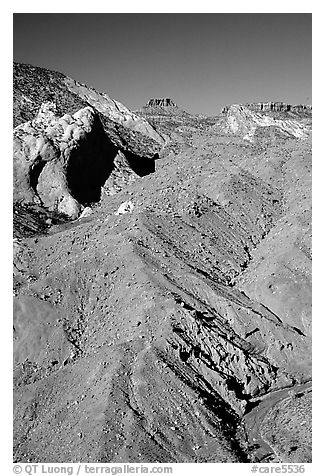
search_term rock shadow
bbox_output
[66,115,117,205]
[123,150,157,177]
[29,159,47,194]
[66,116,158,206]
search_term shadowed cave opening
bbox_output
[226,376,250,401]
[66,115,157,206]
[66,115,117,205]
[123,150,157,177]
[28,114,159,216]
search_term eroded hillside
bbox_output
[13,64,312,463]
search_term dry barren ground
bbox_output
[13,65,312,463]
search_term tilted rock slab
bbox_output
[64,77,165,145]
[14,63,165,150]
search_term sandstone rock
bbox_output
[14,62,165,160]
[14,101,158,222]
[221,101,312,114]
[64,77,165,145]
[77,207,93,220]
[114,200,135,215]
[13,103,117,218]
[102,151,138,196]
[145,98,177,108]
[221,104,310,142]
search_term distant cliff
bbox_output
[145,98,177,108]
[221,102,312,114]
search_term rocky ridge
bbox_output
[145,98,177,108]
[219,104,311,143]
[14,62,164,158]
[13,64,312,463]
[221,102,312,114]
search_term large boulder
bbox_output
[13,102,118,218]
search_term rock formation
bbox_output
[145,98,177,108]
[13,102,118,218]
[220,104,310,142]
[221,101,312,114]
[64,78,165,145]
[13,102,158,219]
[14,62,165,158]
[13,63,163,221]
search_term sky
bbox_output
[13,13,312,116]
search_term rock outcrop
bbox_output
[220,104,310,142]
[14,62,165,158]
[145,98,177,108]
[13,102,117,218]
[14,102,157,219]
[64,77,165,145]
[221,102,312,114]
[102,151,142,196]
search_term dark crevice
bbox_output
[290,326,306,337]
[155,348,249,462]
[123,150,157,176]
[66,115,117,205]
[244,399,261,414]
[172,294,215,321]
[65,116,158,206]
[179,349,191,362]
[245,328,260,338]
[225,377,250,401]
[29,158,46,194]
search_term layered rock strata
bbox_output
[221,102,312,114]
[145,98,177,108]
[221,104,310,142]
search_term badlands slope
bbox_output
[13,63,312,463]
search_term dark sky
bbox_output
[13,13,312,115]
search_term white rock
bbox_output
[78,207,93,220]
[13,103,99,218]
[114,201,135,215]
[225,104,309,141]
[64,77,165,145]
